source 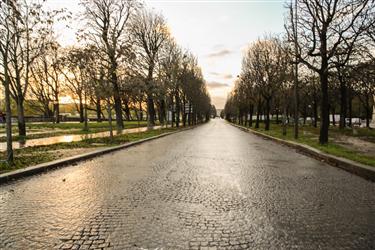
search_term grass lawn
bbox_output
[0,121,151,142]
[0,127,177,174]
[236,122,375,168]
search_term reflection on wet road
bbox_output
[0,126,162,151]
[0,119,374,249]
[0,128,81,138]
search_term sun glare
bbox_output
[59,96,74,104]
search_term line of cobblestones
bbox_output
[0,120,374,249]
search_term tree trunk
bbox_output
[249,105,254,127]
[175,90,180,127]
[84,99,88,131]
[319,69,329,144]
[331,106,336,127]
[265,98,270,131]
[283,101,287,136]
[276,108,279,124]
[136,101,140,127]
[113,92,123,128]
[79,99,84,123]
[366,106,370,128]
[4,71,13,163]
[313,95,318,128]
[54,102,60,123]
[146,63,156,127]
[171,95,175,127]
[348,89,353,127]
[147,94,156,126]
[139,101,143,121]
[107,99,113,140]
[244,110,248,126]
[365,96,371,128]
[54,83,60,123]
[255,101,261,129]
[159,99,166,125]
[182,97,186,127]
[111,62,124,129]
[17,98,26,137]
[124,98,131,121]
[188,102,192,126]
[96,97,102,122]
[44,103,50,119]
[339,79,347,129]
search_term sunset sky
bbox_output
[47,0,286,109]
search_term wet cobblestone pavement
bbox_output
[0,119,374,249]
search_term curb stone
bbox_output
[0,126,195,185]
[229,122,375,182]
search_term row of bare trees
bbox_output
[0,0,63,162]
[224,0,375,145]
[0,0,212,163]
[225,42,374,131]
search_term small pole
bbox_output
[83,88,88,131]
[293,0,299,139]
[107,98,113,140]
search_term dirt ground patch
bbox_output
[334,135,375,157]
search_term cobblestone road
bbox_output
[0,119,374,249]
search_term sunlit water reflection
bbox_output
[0,126,163,151]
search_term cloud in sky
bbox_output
[212,44,225,50]
[222,74,233,80]
[207,81,230,89]
[209,72,233,80]
[206,49,233,58]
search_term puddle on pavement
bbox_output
[0,126,163,151]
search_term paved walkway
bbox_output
[0,119,374,249]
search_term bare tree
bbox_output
[131,9,169,127]
[5,0,57,137]
[30,42,62,121]
[242,38,289,131]
[60,47,93,124]
[0,0,16,163]
[354,60,375,128]
[159,39,183,127]
[80,0,138,130]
